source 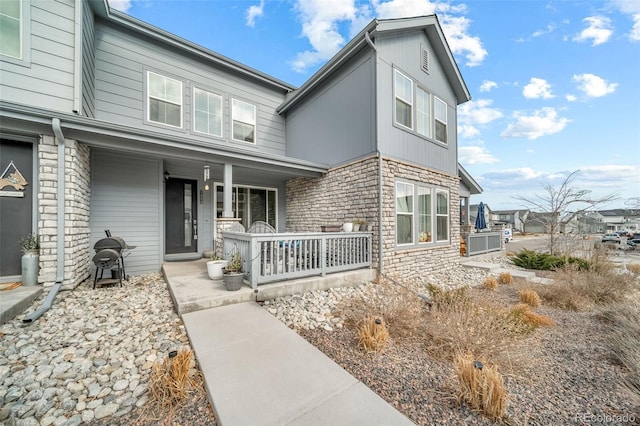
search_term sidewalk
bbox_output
[182,302,415,426]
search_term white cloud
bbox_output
[372,0,436,18]
[290,0,360,72]
[565,94,578,102]
[500,107,570,140]
[439,15,487,66]
[522,78,554,99]
[459,144,499,165]
[246,0,265,28]
[572,73,618,98]
[108,0,132,12]
[479,80,497,92]
[457,99,503,139]
[610,0,640,41]
[573,16,613,46]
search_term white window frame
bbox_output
[416,87,431,138]
[434,96,447,144]
[214,183,277,229]
[146,71,183,128]
[231,98,256,143]
[0,0,30,65]
[193,87,223,138]
[435,189,450,242]
[396,181,414,246]
[394,69,413,130]
[395,180,450,248]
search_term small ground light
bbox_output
[169,350,178,358]
[375,318,382,325]
[473,360,484,370]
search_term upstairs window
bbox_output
[194,88,222,137]
[416,87,431,138]
[0,0,21,59]
[147,72,182,127]
[394,70,413,129]
[232,99,256,143]
[434,96,447,144]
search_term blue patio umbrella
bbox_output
[475,202,487,232]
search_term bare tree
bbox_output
[514,170,618,255]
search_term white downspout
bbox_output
[52,118,66,284]
[72,0,83,114]
[24,119,66,323]
[365,31,384,274]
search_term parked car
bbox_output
[602,233,621,243]
[616,231,629,237]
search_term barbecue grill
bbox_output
[92,232,136,288]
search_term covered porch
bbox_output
[163,258,376,316]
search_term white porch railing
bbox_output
[222,231,372,288]
[465,232,503,256]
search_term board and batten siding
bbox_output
[81,0,96,118]
[375,31,458,176]
[92,21,287,156]
[285,49,376,166]
[90,150,162,276]
[0,0,76,113]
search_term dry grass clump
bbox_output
[600,301,640,406]
[627,264,640,276]
[454,352,507,420]
[423,290,535,372]
[483,276,498,291]
[149,348,195,408]
[358,316,390,352]
[498,272,514,285]
[534,266,636,311]
[507,303,554,332]
[340,279,425,338]
[519,289,541,307]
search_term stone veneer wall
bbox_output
[286,155,461,282]
[38,136,91,289]
[286,156,380,266]
[381,158,461,281]
[214,217,244,259]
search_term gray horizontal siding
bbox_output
[376,31,458,176]
[90,150,162,276]
[0,0,76,113]
[81,1,96,117]
[285,49,375,165]
[93,21,287,156]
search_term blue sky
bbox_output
[112,0,639,211]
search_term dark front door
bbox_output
[165,178,198,254]
[0,140,33,276]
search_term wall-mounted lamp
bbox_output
[203,165,210,190]
[163,170,170,182]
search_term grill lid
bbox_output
[94,237,129,252]
[92,249,121,269]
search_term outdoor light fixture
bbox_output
[163,170,170,182]
[203,165,210,190]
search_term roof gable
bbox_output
[278,15,470,113]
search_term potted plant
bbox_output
[206,254,228,280]
[19,233,40,286]
[222,250,244,291]
[342,221,354,232]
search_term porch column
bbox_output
[223,163,233,218]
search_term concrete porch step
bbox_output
[0,285,43,325]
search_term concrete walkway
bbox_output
[182,302,415,426]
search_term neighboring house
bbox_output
[591,209,640,233]
[523,212,552,234]
[0,1,479,288]
[490,209,529,232]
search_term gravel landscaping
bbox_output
[1,255,638,425]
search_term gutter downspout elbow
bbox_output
[365,31,376,52]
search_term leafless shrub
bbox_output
[499,272,514,285]
[149,349,195,408]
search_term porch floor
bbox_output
[162,259,376,316]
